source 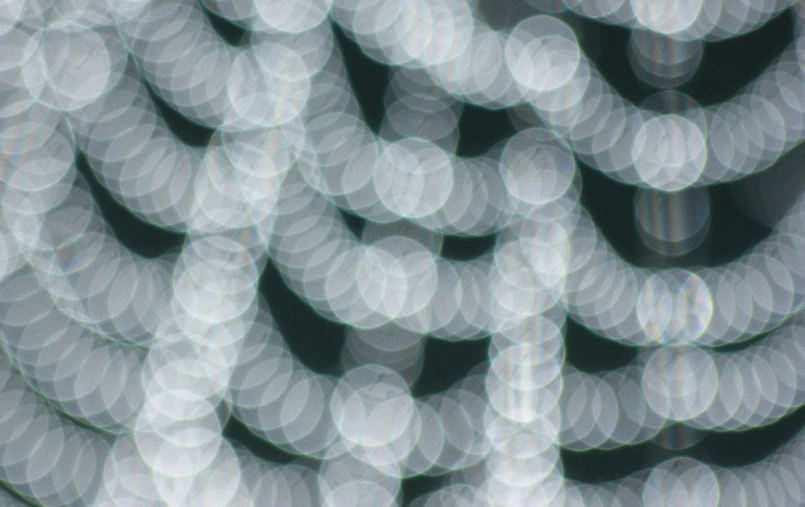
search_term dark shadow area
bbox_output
[696,405,805,467]
[75,153,186,258]
[332,23,390,133]
[402,474,445,506]
[338,208,367,239]
[223,415,299,465]
[412,336,490,397]
[563,318,638,373]
[202,4,249,46]
[144,81,215,147]
[578,163,640,265]
[708,182,773,265]
[456,104,518,158]
[439,233,497,261]
[578,22,644,104]
[681,9,794,105]
[561,441,655,483]
[259,261,346,375]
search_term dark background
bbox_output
[63,6,805,505]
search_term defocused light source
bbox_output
[0,0,804,506]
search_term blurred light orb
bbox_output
[632,114,707,190]
[635,187,710,256]
[629,31,704,88]
[630,0,704,35]
[637,269,713,344]
[506,16,581,94]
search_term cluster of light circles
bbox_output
[0,352,110,506]
[559,316,805,451]
[326,0,805,189]
[2,0,805,505]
